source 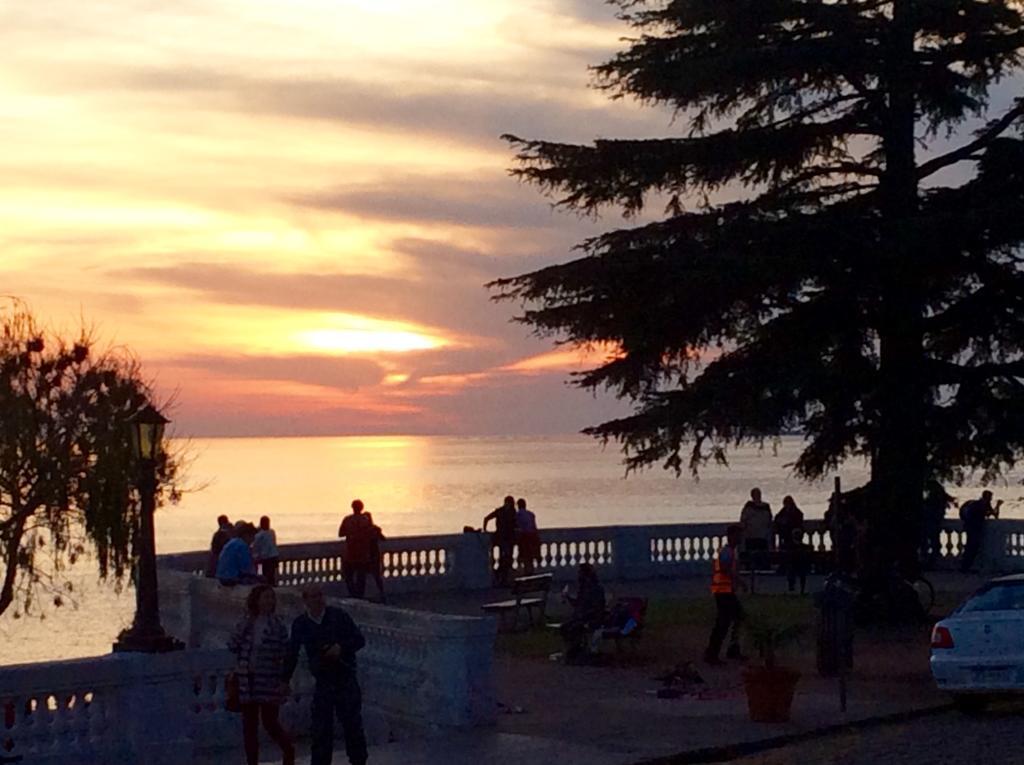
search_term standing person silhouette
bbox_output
[483,495,517,586]
[773,495,804,581]
[338,499,373,598]
[252,515,280,586]
[740,488,773,571]
[365,518,386,603]
[515,498,541,575]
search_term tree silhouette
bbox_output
[495,1,1024,564]
[0,301,181,617]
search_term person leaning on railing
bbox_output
[217,521,262,586]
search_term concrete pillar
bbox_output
[614,527,653,581]
[115,652,194,765]
[453,531,492,590]
[981,520,1010,573]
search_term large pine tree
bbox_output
[496,0,1024,565]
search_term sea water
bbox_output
[2,434,1020,663]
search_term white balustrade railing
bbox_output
[159,519,1024,596]
[160,535,467,593]
[0,650,226,765]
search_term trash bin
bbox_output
[816,573,855,677]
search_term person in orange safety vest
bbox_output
[704,524,746,665]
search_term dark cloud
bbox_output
[286,173,586,230]
[165,353,387,391]
[46,62,672,149]
[552,0,622,24]
[418,369,633,436]
[168,366,631,438]
[114,258,540,352]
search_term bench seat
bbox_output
[481,596,544,612]
[481,573,552,631]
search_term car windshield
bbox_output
[959,582,1024,613]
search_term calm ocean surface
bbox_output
[3,434,1022,664]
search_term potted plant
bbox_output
[741,620,805,722]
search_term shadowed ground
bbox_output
[249,572,986,764]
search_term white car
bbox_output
[931,574,1024,712]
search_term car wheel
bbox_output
[952,694,988,714]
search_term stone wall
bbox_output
[159,570,497,732]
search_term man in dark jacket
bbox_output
[206,515,233,577]
[483,495,517,586]
[959,490,1002,573]
[339,499,374,598]
[283,585,368,765]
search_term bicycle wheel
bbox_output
[908,576,935,616]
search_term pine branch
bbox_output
[917,99,1024,180]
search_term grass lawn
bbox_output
[496,585,964,674]
[496,593,818,667]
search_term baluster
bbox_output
[83,691,102,755]
[65,693,84,756]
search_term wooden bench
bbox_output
[481,573,552,631]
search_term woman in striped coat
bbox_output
[228,584,295,765]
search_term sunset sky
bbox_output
[0,0,678,437]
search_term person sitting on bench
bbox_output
[560,563,606,662]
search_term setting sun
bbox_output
[297,327,444,354]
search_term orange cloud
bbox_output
[501,343,622,374]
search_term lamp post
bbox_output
[113,404,184,653]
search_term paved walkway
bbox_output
[722,706,1024,765]
[257,571,986,765]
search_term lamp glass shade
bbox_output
[132,405,169,462]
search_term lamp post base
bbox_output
[113,625,185,654]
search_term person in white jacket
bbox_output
[252,516,280,585]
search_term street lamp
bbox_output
[113,404,184,653]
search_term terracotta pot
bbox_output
[741,666,801,722]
